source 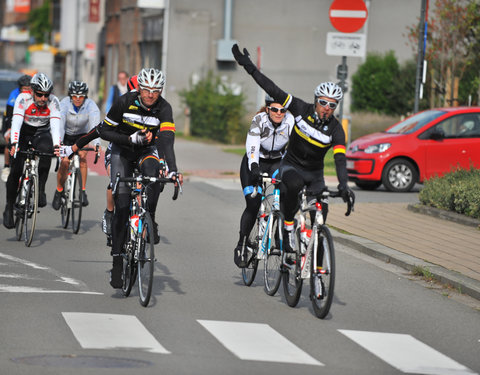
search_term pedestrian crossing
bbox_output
[62,313,477,374]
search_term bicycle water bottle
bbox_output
[299,215,311,255]
[258,201,267,238]
[130,214,139,236]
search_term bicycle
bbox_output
[59,147,100,234]
[13,144,58,247]
[113,172,180,307]
[242,173,284,296]
[282,187,353,319]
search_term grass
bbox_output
[412,265,435,282]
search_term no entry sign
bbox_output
[329,0,368,33]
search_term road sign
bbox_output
[329,0,368,33]
[326,32,366,57]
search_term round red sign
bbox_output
[329,0,368,33]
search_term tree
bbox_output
[27,0,52,44]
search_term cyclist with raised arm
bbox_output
[97,67,182,289]
[2,74,32,182]
[232,44,355,251]
[3,73,61,228]
[234,94,294,268]
[52,81,100,210]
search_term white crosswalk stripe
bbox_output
[198,320,322,366]
[62,312,170,354]
[339,330,477,375]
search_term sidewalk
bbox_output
[176,138,480,301]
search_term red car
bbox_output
[346,107,480,192]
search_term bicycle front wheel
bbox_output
[283,227,303,307]
[61,179,70,228]
[23,175,38,247]
[242,218,260,286]
[264,212,283,296]
[14,176,26,241]
[137,212,155,307]
[122,235,137,297]
[71,170,83,234]
[310,226,335,319]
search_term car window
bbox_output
[0,80,18,99]
[432,113,480,139]
[386,110,445,134]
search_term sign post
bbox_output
[327,0,368,146]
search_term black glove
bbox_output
[250,162,260,183]
[339,186,355,204]
[231,44,257,75]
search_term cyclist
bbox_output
[52,81,100,210]
[232,44,355,251]
[234,94,294,268]
[3,73,61,228]
[97,67,182,289]
[2,74,32,182]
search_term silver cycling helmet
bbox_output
[314,82,343,101]
[137,68,165,89]
[31,73,53,94]
[68,80,89,96]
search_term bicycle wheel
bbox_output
[241,218,260,286]
[14,176,26,241]
[122,233,137,297]
[310,226,335,319]
[23,175,38,247]
[61,177,70,228]
[137,212,155,307]
[283,227,303,307]
[71,170,83,234]
[264,212,283,296]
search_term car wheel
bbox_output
[355,181,382,191]
[382,159,418,192]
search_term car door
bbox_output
[421,113,480,179]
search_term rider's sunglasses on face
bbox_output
[268,107,287,114]
[35,92,49,98]
[140,86,161,94]
[317,99,338,110]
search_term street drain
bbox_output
[11,355,152,368]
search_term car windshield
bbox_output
[386,110,446,134]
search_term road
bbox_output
[0,164,479,374]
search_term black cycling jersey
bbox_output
[249,69,348,189]
[99,91,177,172]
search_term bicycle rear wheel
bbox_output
[310,226,335,319]
[15,176,26,241]
[137,212,155,307]
[241,218,260,286]
[23,175,38,247]
[264,212,283,296]
[283,227,303,307]
[61,179,70,228]
[71,170,83,234]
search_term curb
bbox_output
[407,204,480,229]
[330,228,480,301]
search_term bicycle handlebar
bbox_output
[301,188,354,216]
[251,173,281,198]
[112,173,181,200]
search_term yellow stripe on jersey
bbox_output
[333,145,346,154]
[294,125,330,148]
[160,122,175,132]
[282,94,291,108]
[122,119,149,130]
[104,119,118,127]
[128,105,139,110]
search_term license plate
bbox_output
[346,160,354,169]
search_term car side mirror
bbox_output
[429,129,444,140]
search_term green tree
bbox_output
[179,72,247,144]
[28,0,52,44]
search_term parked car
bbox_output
[346,107,480,192]
[0,69,23,146]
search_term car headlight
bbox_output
[364,143,391,153]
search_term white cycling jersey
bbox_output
[60,96,101,145]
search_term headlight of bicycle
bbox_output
[364,143,391,154]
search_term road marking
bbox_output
[0,252,49,270]
[63,313,170,354]
[198,320,322,366]
[339,330,477,375]
[0,285,102,294]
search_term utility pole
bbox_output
[414,0,427,113]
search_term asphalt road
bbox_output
[0,171,479,375]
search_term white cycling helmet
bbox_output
[314,82,343,101]
[137,68,165,89]
[31,73,53,94]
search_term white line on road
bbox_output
[339,330,477,375]
[0,252,49,270]
[198,320,322,366]
[0,285,102,294]
[63,313,170,354]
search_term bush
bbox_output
[179,72,247,144]
[419,166,480,219]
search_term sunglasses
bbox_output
[35,92,49,98]
[140,87,161,94]
[317,99,338,109]
[71,94,86,99]
[268,107,287,114]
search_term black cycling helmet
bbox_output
[17,74,31,88]
[68,81,89,96]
